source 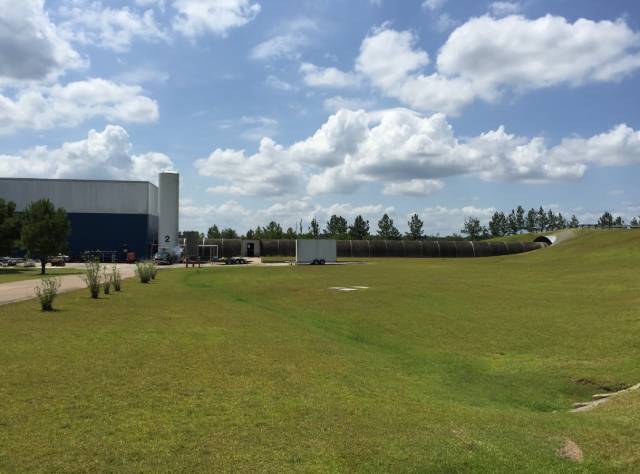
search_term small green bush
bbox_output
[150,261,158,280]
[35,276,61,311]
[111,266,122,291]
[135,261,153,283]
[82,259,102,298]
[102,267,111,295]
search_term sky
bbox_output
[1,0,639,235]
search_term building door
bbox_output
[246,242,254,257]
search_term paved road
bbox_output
[0,264,137,306]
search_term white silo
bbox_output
[158,171,179,254]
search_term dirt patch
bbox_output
[557,438,583,463]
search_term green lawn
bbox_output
[1,230,639,472]
[0,267,84,283]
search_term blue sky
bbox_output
[1,0,639,235]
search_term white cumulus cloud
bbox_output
[299,63,362,88]
[172,0,260,38]
[0,79,159,134]
[195,137,303,196]
[383,179,445,196]
[57,1,169,53]
[0,0,85,84]
[250,18,316,61]
[489,1,521,16]
[307,16,640,114]
[194,108,640,199]
[0,125,172,183]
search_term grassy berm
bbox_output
[1,230,639,472]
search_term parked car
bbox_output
[224,256,248,265]
[153,250,176,265]
[49,256,66,267]
[7,258,24,266]
[21,259,37,268]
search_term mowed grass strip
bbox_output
[0,267,83,283]
[1,230,639,472]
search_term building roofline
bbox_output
[0,176,158,188]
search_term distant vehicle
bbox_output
[49,256,66,267]
[153,250,176,265]
[224,256,248,265]
[57,254,71,262]
[7,257,24,266]
[0,257,9,267]
[21,259,37,268]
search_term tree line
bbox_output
[205,214,415,241]
[204,207,638,242]
[462,206,582,240]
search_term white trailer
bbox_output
[295,239,337,264]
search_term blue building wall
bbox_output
[66,213,158,260]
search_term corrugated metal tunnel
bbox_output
[198,238,546,259]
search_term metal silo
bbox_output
[158,172,179,254]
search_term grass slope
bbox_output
[1,230,639,472]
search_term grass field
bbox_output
[1,230,639,472]
[0,267,84,283]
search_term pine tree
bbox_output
[264,221,283,239]
[488,212,505,237]
[406,213,424,240]
[220,228,238,239]
[461,217,482,240]
[515,205,525,232]
[324,215,348,238]
[285,227,297,239]
[569,215,579,228]
[547,210,557,230]
[598,212,613,228]
[556,212,567,229]
[526,208,537,232]
[349,215,370,240]
[207,225,221,239]
[377,214,401,240]
[537,207,548,231]
[309,217,320,238]
[507,210,518,235]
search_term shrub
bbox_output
[35,276,61,311]
[135,261,152,283]
[82,259,102,298]
[150,261,158,280]
[111,266,122,291]
[102,267,111,295]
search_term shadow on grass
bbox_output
[0,268,39,275]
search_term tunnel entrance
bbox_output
[533,235,556,246]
